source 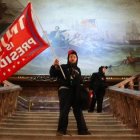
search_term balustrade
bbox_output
[0,81,21,121]
[107,73,140,133]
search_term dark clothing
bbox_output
[88,72,107,112]
[49,64,88,134]
[50,64,81,88]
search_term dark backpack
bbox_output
[79,85,90,110]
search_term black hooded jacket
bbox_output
[89,66,107,92]
[50,64,82,88]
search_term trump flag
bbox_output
[0,3,49,82]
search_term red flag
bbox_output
[81,19,96,28]
[0,3,49,83]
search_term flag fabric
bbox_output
[81,19,96,28]
[0,3,49,83]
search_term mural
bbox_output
[3,0,140,75]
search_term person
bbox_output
[49,26,67,47]
[88,66,108,113]
[49,50,91,136]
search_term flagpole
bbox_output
[0,54,2,83]
[0,52,4,83]
[31,4,66,79]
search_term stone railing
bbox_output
[115,73,140,90]
[107,73,140,133]
[0,80,22,121]
[18,96,60,112]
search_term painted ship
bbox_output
[126,21,140,45]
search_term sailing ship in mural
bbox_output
[126,21,140,45]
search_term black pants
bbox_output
[57,88,88,133]
[89,89,105,113]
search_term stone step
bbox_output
[9,113,115,118]
[0,128,134,135]
[0,123,126,129]
[4,116,118,122]
[14,111,111,114]
[2,119,122,125]
[14,111,113,116]
[0,133,140,140]
[12,112,113,115]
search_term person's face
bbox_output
[102,67,107,73]
[69,54,77,64]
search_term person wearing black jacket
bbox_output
[49,50,90,136]
[88,66,108,113]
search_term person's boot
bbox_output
[56,131,66,136]
[78,130,91,135]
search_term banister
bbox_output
[107,73,140,133]
[0,81,22,121]
[114,73,140,88]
